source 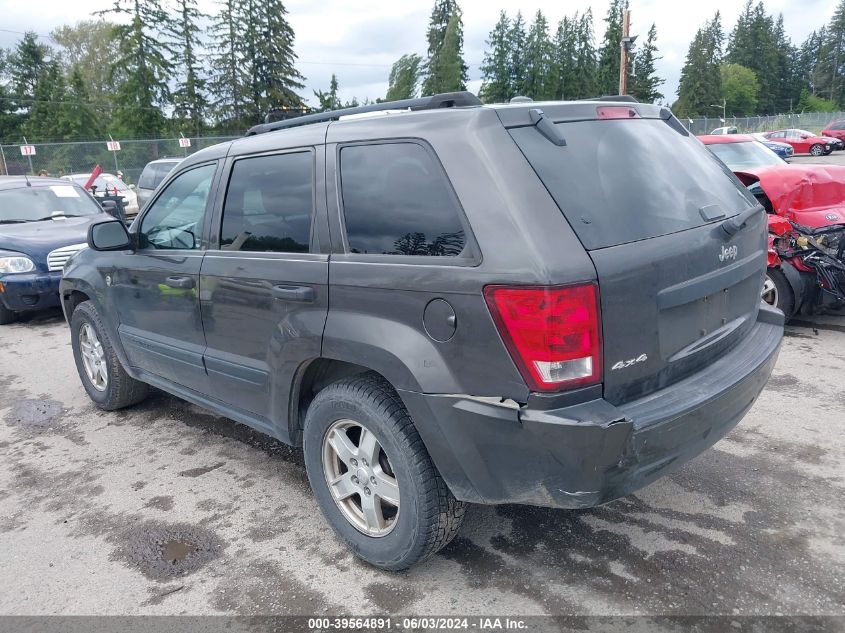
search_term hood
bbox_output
[0,215,102,266]
[734,164,845,228]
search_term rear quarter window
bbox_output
[339,142,468,257]
[509,118,756,250]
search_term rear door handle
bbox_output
[272,285,316,302]
[164,276,194,289]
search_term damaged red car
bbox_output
[700,134,845,318]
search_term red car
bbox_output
[763,129,833,156]
[821,120,845,142]
[700,134,845,317]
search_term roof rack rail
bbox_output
[245,91,483,136]
[582,95,639,103]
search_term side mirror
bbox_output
[88,220,132,252]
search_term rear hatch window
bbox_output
[508,114,757,250]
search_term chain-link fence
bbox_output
[0,136,241,183]
[3,111,845,179]
[685,111,845,136]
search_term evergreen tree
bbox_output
[0,50,23,143]
[6,32,51,111]
[207,0,248,129]
[826,0,845,105]
[60,68,102,139]
[570,10,598,98]
[169,0,208,135]
[314,74,341,111]
[479,11,512,103]
[386,54,422,101]
[596,0,628,95]
[421,0,467,95]
[508,11,527,96]
[674,12,724,118]
[726,1,779,113]
[523,10,555,100]
[246,0,305,120]
[23,62,65,141]
[99,0,175,138]
[796,29,828,98]
[629,23,664,103]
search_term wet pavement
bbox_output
[0,307,843,617]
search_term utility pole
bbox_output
[619,10,636,95]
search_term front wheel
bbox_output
[810,144,824,157]
[303,373,465,570]
[762,268,795,319]
[0,303,16,325]
[70,301,149,410]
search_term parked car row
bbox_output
[710,124,845,156]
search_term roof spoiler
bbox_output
[246,91,483,136]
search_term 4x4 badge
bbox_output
[719,244,738,262]
[611,354,648,371]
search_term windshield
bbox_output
[68,175,129,192]
[0,185,102,222]
[510,118,756,249]
[707,141,785,170]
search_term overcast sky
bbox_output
[0,0,838,108]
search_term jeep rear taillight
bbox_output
[484,284,602,392]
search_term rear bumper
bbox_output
[0,271,62,312]
[401,304,784,509]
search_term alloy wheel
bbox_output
[322,419,400,537]
[79,323,108,392]
[761,275,779,307]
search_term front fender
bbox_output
[60,259,134,378]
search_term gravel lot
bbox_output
[1,154,844,619]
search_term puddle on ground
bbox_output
[112,521,224,580]
[160,539,198,564]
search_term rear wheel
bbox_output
[0,303,16,325]
[810,144,824,157]
[763,268,795,318]
[70,301,149,410]
[303,373,465,570]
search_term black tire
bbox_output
[0,303,16,325]
[810,144,824,157]
[303,373,465,571]
[70,300,149,410]
[763,268,795,319]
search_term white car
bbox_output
[62,173,140,217]
[710,126,739,135]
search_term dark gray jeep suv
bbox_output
[60,92,783,570]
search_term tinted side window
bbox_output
[339,143,466,256]
[140,163,216,250]
[137,165,155,189]
[153,162,178,187]
[220,152,313,253]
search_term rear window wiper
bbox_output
[721,205,762,236]
[0,219,29,224]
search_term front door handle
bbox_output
[164,276,195,289]
[272,285,316,303]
